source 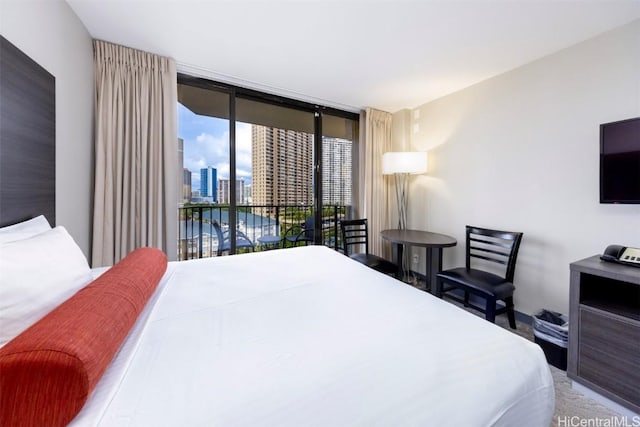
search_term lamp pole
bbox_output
[394,172,409,230]
[382,151,428,283]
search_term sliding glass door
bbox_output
[177,75,358,259]
[178,83,234,259]
[235,96,317,251]
[321,113,357,250]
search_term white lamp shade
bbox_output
[382,151,428,175]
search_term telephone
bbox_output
[601,245,640,268]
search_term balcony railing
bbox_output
[178,204,351,260]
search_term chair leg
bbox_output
[485,298,496,323]
[505,297,517,329]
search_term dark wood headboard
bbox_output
[0,36,56,227]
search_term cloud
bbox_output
[213,162,230,178]
[182,122,253,187]
[236,168,252,179]
[235,123,252,179]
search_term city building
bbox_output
[322,137,352,206]
[251,126,313,209]
[217,178,246,204]
[244,183,252,204]
[200,166,217,203]
[182,168,192,203]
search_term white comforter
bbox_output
[71,246,554,426]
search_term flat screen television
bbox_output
[600,117,640,204]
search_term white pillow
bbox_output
[0,226,92,347]
[0,215,52,244]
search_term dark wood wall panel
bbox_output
[0,36,56,227]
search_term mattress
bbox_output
[71,245,554,426]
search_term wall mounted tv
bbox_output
[600,117,640,204]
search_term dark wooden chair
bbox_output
[435,225,523,329]
[212,221,255,256]
[340,219,397,275]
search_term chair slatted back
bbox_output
[340,219,370,256]
[465,225,523,282]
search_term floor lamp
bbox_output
[382,151,428,230]
[382,151,428,279]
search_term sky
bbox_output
[178,103,252,190]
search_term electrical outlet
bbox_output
[412,254,419,264]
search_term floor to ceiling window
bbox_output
[177,74,358,259]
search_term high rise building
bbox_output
[322,137,352,205]
[244,183,252,204]
[200,166,217,202]
[217,178,246,204]
[251,126,313,209]
[182,168,192,202]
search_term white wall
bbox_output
[396,20,640,316]
[1,0,94,258]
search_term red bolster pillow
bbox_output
[0,247,167,427]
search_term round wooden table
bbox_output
[380,229,457,291]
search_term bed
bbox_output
[0,38,553,426]
[0,217,554,426]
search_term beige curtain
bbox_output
[92,40,178,267]
[358,108,392,259]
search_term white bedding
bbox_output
[71,246,554,426]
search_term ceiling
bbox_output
[67,0,640,113]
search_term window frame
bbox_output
[178,73,359,251]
